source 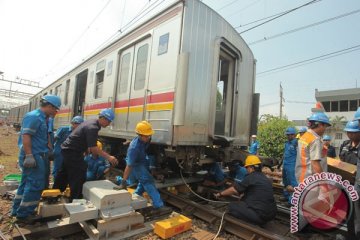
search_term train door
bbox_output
[214,49,236,136]
[73,69,88,117]
[115,38,151,133]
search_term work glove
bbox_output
[23,154,36,168]
[113,179,127,190]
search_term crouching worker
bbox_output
[85,141,110,181]
[115,121,171,214]
[214,155,277,226]
[202,162,226,188]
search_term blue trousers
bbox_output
[282,163,297,203]
[52,149,63,179]
[132,165,163,208]
[12,153,46,218]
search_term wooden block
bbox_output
[327,157,356,183]
[192,229,215,240]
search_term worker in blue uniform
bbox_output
[228,161,247,184]
[52,116,84,178]
[323,135,336,158]
[12,95,61,223]
[85,141,110,181]
[279,127,298,204]
[116,121,170,213]
[249,135,260,155]
[202,162,226,187]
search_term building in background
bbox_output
[314,88,360,156]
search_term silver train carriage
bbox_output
[28,0,258,171]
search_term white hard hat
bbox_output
[251,135,257,138]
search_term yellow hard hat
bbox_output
[135,121,154,136]
[244,155,261,167]
[97,141,103,150]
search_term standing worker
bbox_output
[279,127,298,204]
[339,120,360,165]
[12,95,61,223]
[214,155,277,226]
[116,121,171,214]
[52,116,84,178]
[338,120,360,238]
[249,135,260,156]
[296,127,307,139]
[323,135,336,158]
[295,112,331,184]
[53,109,118,201]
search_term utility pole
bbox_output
[280,83,284,118]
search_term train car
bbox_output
[29,0,258,170]
[8,104,29,129]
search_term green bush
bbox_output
[257,114,295,161]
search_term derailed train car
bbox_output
[27,0,258,171]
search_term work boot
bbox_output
[151,206,172,216]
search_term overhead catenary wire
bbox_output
[239,0,321,34]
[257,44,360,77]
[248,9,360,45]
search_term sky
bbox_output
[0,0,359,120]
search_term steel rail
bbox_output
[160,189,290,240]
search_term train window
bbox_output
[50,89,53,94]
[134,44,149,90]
[158,33,169,55]
[55,84,62,96]
[64,79,70,105]
[95,70,105,98]
[107,60,113,76]
[119,53,131,94]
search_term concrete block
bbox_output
[97,212,144,239]
[82,180,131,210]
[38,201,66,218]
[65,202,98,224]
[99,205,134,220]
[131,193,148,210]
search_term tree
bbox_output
[329,115,347,131]
[257,114,295,161]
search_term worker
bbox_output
[295,112,331,184]
[249,135,260,155]
[85,141,110,181]
[279,127,298,204]
[202,162,226,188]
[296,127,307,139]
[116,121,171,214]
[323,135,336,158]
[339,120,360,165]
[12,95,61,223]
[52,116,84,178]
[339,119,360,239]
[214,155,277,226]
[227,160,247,184]
[53,108,118,201]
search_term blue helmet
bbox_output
[323,135,331,141]
[99,108,115,122]
[285,127,296,135]
[298,127,307,133]
[354,107,360,121]
[71,116,84,124]
[308,112,331,126]
[344,120,360,132]
[41,95,61,109]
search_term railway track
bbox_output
[160,188,289,240]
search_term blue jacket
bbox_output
[84,154,110,181]
[18,108,48,155]
[283,138,298,165]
